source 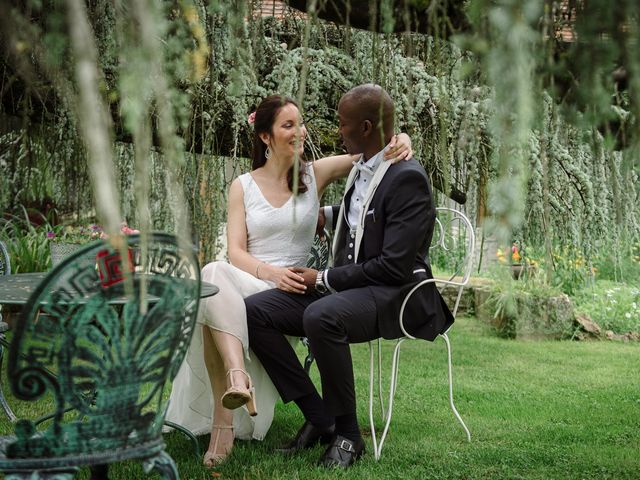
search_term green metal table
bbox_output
[0,272,218,305]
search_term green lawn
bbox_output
[1,317,639,479]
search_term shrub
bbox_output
[479,275,575,339]
[498,244,593,295]
[0,207,52,273]
[48,224,103,244]
[573,280,640,333]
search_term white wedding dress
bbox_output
[166,165,318,440]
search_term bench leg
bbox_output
[301,337,314,373]
[163,420,200,458]
[143,450,178,480]
[0,338,17,422]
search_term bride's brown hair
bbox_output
[251,95,308,194]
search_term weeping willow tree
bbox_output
[0,0,638,271]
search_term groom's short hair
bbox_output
[342,84,394,135]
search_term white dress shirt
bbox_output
[346,147,386,230]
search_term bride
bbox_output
[166,94,412,467]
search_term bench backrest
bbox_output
[430,207,475,316]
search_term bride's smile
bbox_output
[261,103,306,162]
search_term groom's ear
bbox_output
[362,119,373,136]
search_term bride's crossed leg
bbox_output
[202,326,255,467]
[196,260,278,467]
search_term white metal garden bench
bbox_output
[368,206,474,459]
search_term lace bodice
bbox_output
[239,164,318,268]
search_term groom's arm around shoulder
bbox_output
[327,159,434,291]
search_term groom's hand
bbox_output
[290,267,318,290]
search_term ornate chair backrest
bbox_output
[430,207,475,317]
[7,233,200,459]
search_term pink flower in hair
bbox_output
[121,226,140,235]
[247,111,256,125]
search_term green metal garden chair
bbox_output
[0,232,201,479]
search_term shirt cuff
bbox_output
[322,269,336,293]
[323,206,334,232]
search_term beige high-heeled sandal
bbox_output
[203,424,234,467]
[221,368,257,416]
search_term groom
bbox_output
[245,83,453,468]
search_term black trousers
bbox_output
[245,286,381,417]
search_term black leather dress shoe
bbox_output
[318,434,365,468]
[276,421,335,454]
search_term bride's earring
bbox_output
[265,145,272,160]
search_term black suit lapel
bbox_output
[343,182,356,226]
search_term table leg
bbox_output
[0,330,17,422]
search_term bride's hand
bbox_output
[384,133,413,164]
[268,267,307,294]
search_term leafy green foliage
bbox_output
[574,281,640,333]
[548,245,594,296]
[483,272,573,339]
[0,208,52,273]
[48,224,103,244]
[590,236,640,284]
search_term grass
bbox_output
[1,316,639,479]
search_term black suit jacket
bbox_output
[326,158,453,341]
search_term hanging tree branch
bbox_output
[284,0,470,37]
[66,0,122,236]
